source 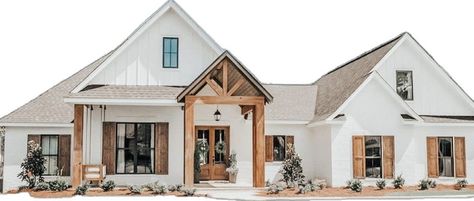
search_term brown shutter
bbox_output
[426,137,439,178]
[455,137,466,178]
[352,136,365,179]
[27,135,41,151]
[155,123,169,175]
[285,136,294,148]
[382,136,394,179]
[58,135,71,176]
[265,136,273,162]
[102,122,116,175]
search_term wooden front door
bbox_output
[195,126,230,181]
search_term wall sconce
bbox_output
[213,107,221,121]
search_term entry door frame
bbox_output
[195,125,230,181]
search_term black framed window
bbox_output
[438,137,454,177]
[41,135,59,176]
[116,123,155,174]
[273,136,286,161]
[365,136,382,178]
[396,70,413,100]
[163,37,178,68]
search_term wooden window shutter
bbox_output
[155,122,169,175]
[352,136,365,179]
[27,135,40,151]
[426,137,439,178]
[285,136,295,159]
[265,136,273,162]
[382,136,394,179]
[455,137,466,178]
[58,135,71,176]
[102,122,116,175]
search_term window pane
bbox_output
[439,137,454,177]
[170,53,178,67]
[150,125,155,148]
[117,149,125,173]
[164,38,171,53]
[273,136,286,161]
[365,136,381,157]
[124,149,135,174]
[164,53,171,67]
[170,39,178,53]
[366,158,381,178]
[396,71,413,100]
[137,148,152,173]
[125,124,136,149]
[49,136,58,155]
[42,137,50,155]
[137,124,151,148]
[117,124,125,148]
[365,136,382,178]
[197,129,209,165]
[214,129,225,164]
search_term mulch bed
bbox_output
[259,184,474,197]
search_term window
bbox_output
[438,137,454,177]
[396,71,413,100]
[163,37,178,68]
[265,135,294,162]
[365,136,382,178]
[116,123,155,174]
[41,135,59,175]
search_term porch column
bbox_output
[184,97,195,187]
[252,100,265,187]
[72,104,84,187]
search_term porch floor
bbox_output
[195,180,254,190]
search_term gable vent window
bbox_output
[396,70,413,100]
[163,37,178,68]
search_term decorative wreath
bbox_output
[215,141,226,155]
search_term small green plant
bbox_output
[34,182,49,191]
[143,181,160,191]
[180,187,196,196]
[74,185,89,196]
[128,185,144,194]
[47,180,68,191]
[17,141,46,188]
[428,179,437,188]
[265,180,271,187]
[266,183,285,194]
[457,179,468,189]
[279,144,305,187]
[297,180,318,194]
[349,179,362,192]
[168,184,183,192]
[152,184,168,195]
[376,179,386,190]
[392,175,405,189]
[101,180,116,192]
[418,179,430,190]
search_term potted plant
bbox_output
[226,150,238,183]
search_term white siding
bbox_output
[90,9,219,86]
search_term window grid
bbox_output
[41,135,59,176]
[163,37,178,68]
[116,123,155,174]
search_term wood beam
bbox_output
[186,96,265,105]
[72,104,84,188]
[252,101,265,187]
[240,105,253,115]
[223,60,228,95]
[205,75,224,96]
[227,78,245,96]
[184,98,195,187]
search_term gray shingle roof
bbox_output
[312,33,403,122]
[68,85,185,100]
[0,52,113,124]
[263,84,317,121]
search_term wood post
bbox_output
[252,100,265,187]
[184,98,195,187]
[72,104,84,187]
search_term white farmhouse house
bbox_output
[1,0,474,193]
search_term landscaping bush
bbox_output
[152,184,168,195]
[17,141,46,188]
[279,144,305,187]
[47,180,68,192]
[418,179,430,190]
[428,179,437,188]
[74,185,88,196]
[266,182,285,194]
[101,180,116,192]
[297,180,318,194]
[376,179,386,190]
[180,187,196,196]
[143,181,160,191]
[349,179,362,192]
[457,179,468,189]
[392,175,405,189]
[265,180,271,187]
[168,184,183,192]
[128,185,144,194]
[34,182,49,191]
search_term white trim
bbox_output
[64,97,183,106]
[0,123,73,127]
[404,122,474,127]
[71,0,224,93]
[265,120,309,125]
[307,120,345,128]
[370,33,408,73]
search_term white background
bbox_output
[1,0,474,117]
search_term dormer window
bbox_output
[396,70,413,100]
[163,37,178,68]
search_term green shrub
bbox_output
[418,179,430,190]
[17,141,46,188]
[74,185,88,196]
[457,179,468,189]
[152,184,168,195]
[392,175,405,189]
[34,182,49,191]
[349,179,362,192]
[297,180,318,194]
[143,181,160,191]
[279,144,305,187]
[266,183,285,194]
[47,180,68,191]
[428,179,437,188]
[167,184,183,192]
[180,187,196,196]
[265,180,271,187]
[128,185,144,194]
[101,180,116,192]
[376,179,386,190]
